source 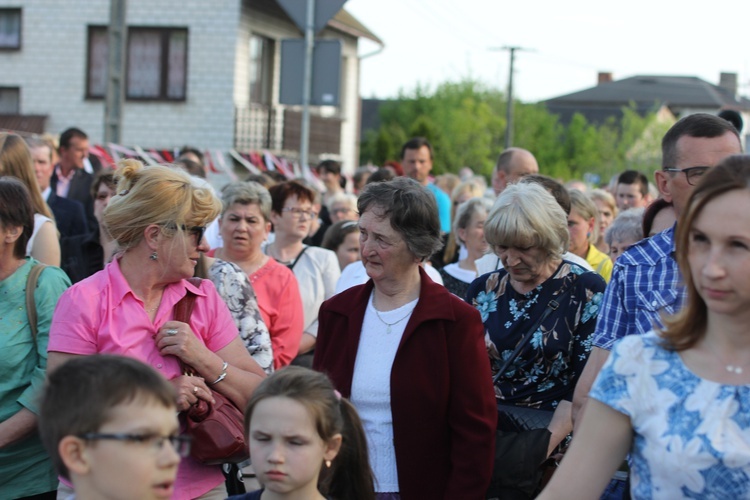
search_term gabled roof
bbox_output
[330,9,383,44]
[543,75,750,125]
[256,0,382,44]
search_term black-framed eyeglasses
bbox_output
[164,223,206,245]
[282,207,318,219]
[78,433,192,457]
[181,225,206,244]
[662,166,710,186]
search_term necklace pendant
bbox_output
[727,365,743,375]
[386,325,392,334]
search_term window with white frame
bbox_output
[0,9,21,50]
[86,26,188,101]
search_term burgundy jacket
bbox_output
[313,267,496,500]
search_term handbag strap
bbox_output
[25,263,46,341]
[286,245,309,271]
[492,277,576,384]
[174,277,202,376]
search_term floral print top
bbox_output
[466,261,605,410]
[591,332,750,498]
[208,259,274,374]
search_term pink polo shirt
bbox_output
[49,257,237,500]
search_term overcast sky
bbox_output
[345,0,750,103]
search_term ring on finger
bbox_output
[165,328,178,336]
[193,386,198,394]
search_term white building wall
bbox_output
[0,0,241,150]
[0,0,367,166]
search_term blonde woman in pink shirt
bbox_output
[48,160,266,500]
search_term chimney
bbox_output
[719,72,738,96]
[598,72,613,85]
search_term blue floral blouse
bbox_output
[466,261,606,410]
[591,332,750,498]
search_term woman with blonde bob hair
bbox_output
[0,132,60,266]
[540,155,750,499]
[48,160,266,499]
[466,182,606,498]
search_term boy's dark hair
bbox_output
[39,355,177,480]
[617,170,649,197]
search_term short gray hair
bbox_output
[605,208,644,246]
[220,181,272,221]
[485,182,569,260]
[326,192,357,213]
[453,197,493,245]
[357,177,443,261]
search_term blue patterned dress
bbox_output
[591,332,750,498]
[466,261,606,410]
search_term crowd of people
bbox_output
[1,110,749,500]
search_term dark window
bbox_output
[86,26,188,101]
[0,87,20,114]
[0,9,21,50]
[86,26,108,98]
[249,34,273,104]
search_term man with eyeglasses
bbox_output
[576,113,741,415]
[571,113,741,498]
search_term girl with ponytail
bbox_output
[230,366,374,500]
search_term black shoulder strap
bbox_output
[286,245,309,271]
[492,278,576,384]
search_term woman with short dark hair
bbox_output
[266,181,340,364]
[314,177,496,499]
[0,177,70,500]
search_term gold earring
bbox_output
[325,459,332,468]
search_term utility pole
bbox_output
[299,0,315,170]
[104,0,126,144]
[502,46,524,149]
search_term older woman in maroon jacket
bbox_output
[313,178,496,500]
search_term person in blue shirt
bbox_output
[400,137,452,234]
[540,154,750,499]
[573,113,743,424]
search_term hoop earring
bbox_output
[149,251,158,261]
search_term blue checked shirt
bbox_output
[593,225,687,350]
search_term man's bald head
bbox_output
[492,147,539,195]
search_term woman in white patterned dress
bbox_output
[539,155,750,499]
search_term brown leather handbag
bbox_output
[174,279,249,465]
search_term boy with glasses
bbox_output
[39,355,187,500]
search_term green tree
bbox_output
[359,79,663,185]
